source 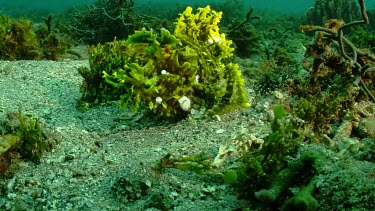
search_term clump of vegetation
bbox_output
[151,2,375,210]
[0,14,41,60]
[68,0,142,44]
[77,40,130,106]
[255,50,301,94]
[0,106,56,177]
[350,27,375,50]
[254,146,324,211]
[0,14,73,61]
[225,8,262,58]
[232,105,309,197]
[289,19,374,138]
[111,174,152,203]
[305,0,359,26]
[152,104,317,209]
[153,152,214,175]
[35,15,73,61]
[78,6,247,117]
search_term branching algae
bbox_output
[78,6,247,117]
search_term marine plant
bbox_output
[153,152,214,175]
[293,80,357,138]
[152,1,375,210]
[78,6,247,117]
[15,106,51,164]
[0,105,55,176]
[35,15,73,61]
[250,1,375,208]
[226,8,262,58]
[153,104,303,180]
[306,0,359,27]
[296,0,375,138]
[68,0,139,44]
[231,104,312,196]
[350,26,375,49]
[0,14,72,61]
[0,14,41,60]
[255,146,325,211]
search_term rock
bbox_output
[360,117,375,138]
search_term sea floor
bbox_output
[0,56,262,210]
[0,48,374,210]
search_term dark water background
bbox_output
[1,0,375,15]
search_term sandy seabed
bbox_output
[0,57,261,210]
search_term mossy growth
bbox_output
[232,104,312,201]
[38,32,71,61]
[152,104,307,193]
[77,39,131,105]
[15,106,51,164]
[78,6,247,117]
[0,14,72,61]
[350,27,375,49]
[292,44,360,137]
[153,152,214,175]
[34,15,74,61]
[293,89,355,137]
[255,147,324,211]
[225,7,262,58]
[0,105,56,175]
[0,14,41,60]
[259,104,307,175]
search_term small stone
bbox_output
[273,90,284,99]
[361,117,375,138]
[30,189,43,199]
[65,154,75,161]
[57,155,65,163]
[94,141,102,148]
[103,130,111,136]
[154,147,162,152]
[7,193,17,199]
[42,108,52,115]
[56,126,65,132]
[215,129,225,134]
[202,186,216,193]
[106,159,114,164]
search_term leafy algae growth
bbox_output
[0,106,56,177]
[78,6,247,117]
